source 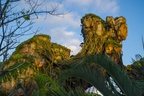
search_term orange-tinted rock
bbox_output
[77,13,128,64]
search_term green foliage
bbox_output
[81,13,102,22]
[11,53,24,60]
[59,54,143,96]
[105,39,122,48]
[23,15,30,20]
[51,43,70,52]
[13,34,51,53]
[47,86,101,96]
[34,73,55,96]
[1,62,31,82]
[59,61,118,95]
[21,10,30,20]
[33,34,51,40]
[127,56,144,81]
[84,54,141,96]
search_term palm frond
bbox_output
[47,85,101,96]
[59,63,118,95]
[131,54,143,63]
[34,73,52,96]
[135,54,142,61]
[142,36,144,51]
[84,54,141,96]
[59,54,142,96]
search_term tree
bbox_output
[0,0,64,77]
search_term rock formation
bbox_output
[5,34,70,69]
[0,13,131,95]
[77,13,128,65]
[0,34,70,95]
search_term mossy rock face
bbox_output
[81,13,104,41]
[5,34,70,69]
[77,13,128,64]
[1,34,70,95]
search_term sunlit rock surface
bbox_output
[77,14,128,65]
[0,34,70,95]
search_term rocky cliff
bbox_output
[77,13,128,66]
[0,34,70,95]
[5,34,70,69]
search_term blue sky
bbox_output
[19,0,144,65]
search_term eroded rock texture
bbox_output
[77,14,128,65]
[0,34,70,95]
[5,34,70,70]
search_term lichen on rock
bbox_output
[77,13,128,65]
[5,34,70,69]
[1,34,71,94]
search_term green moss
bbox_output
[82,13,101,20]
[81,13,102,23]
[2,33,70,94]
[33,34,51,40]
[27,34,50,45]
[2,62,31,82]
[13,43,25,54]
[52,43,70,52]
[132,60,144,69]
[10,34,51,57]
[11,53,24,60]
[105,39,122,48]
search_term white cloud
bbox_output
[49,27,75,40]
[31,2,82,55]
[34,12,80,29]
[52,13,80,28]
[65,0,93,6]
[64,0,119,14]
[68,45,79,54]
[49,27,82,55]
[94,0,119,14]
